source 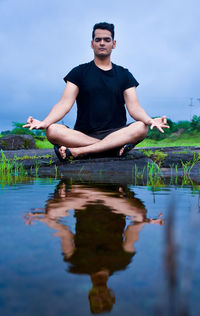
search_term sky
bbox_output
[0,0,200,132]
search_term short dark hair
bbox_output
[92,22,115,40]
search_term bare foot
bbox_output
[59,146,67,159]
[119,145,125,156]
[59,146,79,159]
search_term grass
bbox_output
[0,150,55,186]
[136,132,200,147]
[1,129,199,149]
[13,153,54,161]
[33,132,200,149]
[1,150,199,188]
[1,130,200,187]
[132,160,200,188]
[0,150,30,187]
[35,137,53,149]
[140,149,167,165]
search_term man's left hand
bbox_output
[149,116,169,133]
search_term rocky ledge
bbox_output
[0,135,36,150]
[1,146,200,185]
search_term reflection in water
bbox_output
[25,180,164,314]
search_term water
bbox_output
[0,178,200,315]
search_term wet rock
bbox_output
[1,146,200,184]
[0,135,36,150]
[137,147,200,168]
[189,162,200,183]
[162,152,197,168]
[0,148,53,159]
[32,155,155,183]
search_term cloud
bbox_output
[0,0,200,131]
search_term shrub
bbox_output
[147,118,174,140]
[191,115,200,131]
[1,122,45,136]
[175,120,191,131]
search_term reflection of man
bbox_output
[25,181,164,314]
[23,22,168,161]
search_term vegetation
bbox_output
[139,149,167,165]
[0,150,29,187]
[137,131,200,147]
[132,157,200,187]
[1,116,200,149]
[1,146,200,187]
[136,115,200,147]
[1,122,45,136]
[0,122,53,149]
[0,150,56,187]
[34,137,53,149]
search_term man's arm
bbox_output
[124,87,169,133]
[23,81,79,130]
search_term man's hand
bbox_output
[149,116,169,133]
[23,116,48,130]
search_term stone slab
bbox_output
[0,135,36,150]
[1,146,200,184]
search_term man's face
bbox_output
[91,29,116,58]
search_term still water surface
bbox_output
[0,178,200,315]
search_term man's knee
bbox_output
[137,121,148,138]
[129,121,148,139]
[45,124,61,141]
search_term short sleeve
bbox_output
[63,66,81,87]
[123,69,139,91]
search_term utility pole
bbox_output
[189,98,193,121]
[196,98,200,119]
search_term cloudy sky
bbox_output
[0,0,200,132]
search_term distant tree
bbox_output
[11,122,35,135]
[147,118,174,140]
[1,130,12,135]
[175,120,191,131]
[0,122,45,136]
[190,115,200,131]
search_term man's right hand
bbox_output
[23,116,48,130]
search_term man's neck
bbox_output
[94,56,112,71]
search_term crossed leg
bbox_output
[46,121,148,159]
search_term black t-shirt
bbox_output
[64,60,139,133]
[64,203,134,276]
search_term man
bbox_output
[23,22,168,161]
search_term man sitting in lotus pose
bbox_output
[23,22,169,161]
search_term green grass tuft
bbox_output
[35,138,54,149]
